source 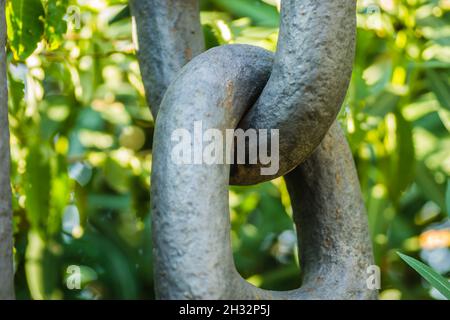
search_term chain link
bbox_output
[131,0,377,300]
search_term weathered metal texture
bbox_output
[129,0,205,115]
[151,45,376,299]
[231,0,357,185]
[131,0,375,300]
[151,45,273,299]
[130,0,356,185]
[282,122,377,300]
[0,0,15,300]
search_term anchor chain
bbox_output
[131,0,377,299]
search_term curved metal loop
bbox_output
[152,45,376,299]
[130,0,205,115]
[231,0,356,184]
[132,0,356,185]
[133,0,375,300]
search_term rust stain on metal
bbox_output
[184,47,193,61]
[221,80,234,109]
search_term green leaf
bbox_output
[426,69,450,111]
[398,252,450,300]
[6,0,45,61]
[203,24,220,49]
[7,70,25,114]
[65,232,139,299]
[103,157,130,194]
[416,161,446,212]
[389,111,415,202]
[365,91,399,118]
[210,0,279,27]
[25,231,46,299]
[378,110,416,204]
[44,0,69,50]
[109,5,130,25]
[48,154,70,236]
[25,145,51,235]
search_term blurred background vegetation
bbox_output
[5,0,450,299]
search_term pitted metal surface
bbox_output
[151,45,375,299]
[130,0,205,115]
[132,0,377,300]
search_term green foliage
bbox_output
[206,0,279,27]
[398,252,450,299]
[25,145,51,236]
[426,69,450,111]
[6,0,450,300]
[6,0,45,61]
[108,5,129,25]
[44,0,69,50]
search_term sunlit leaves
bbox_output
[415,161,447,212]
[48,154,71,235]
[44,0,69,50]
[426,68,450,111]
[385,111,415,203]
[6,0,45,61]
[7,71,25,114]
[103,154,131,194]
[25,145,51,235]
[210,0,279,27]
[345,1,450,300]
[25,231,46,299]
[6,0,70,58]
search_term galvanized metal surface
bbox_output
[132,0,377,299]
[151,45,376,299]
[231,0,356,184]
[130,0,205,115]
[131,0,357,185]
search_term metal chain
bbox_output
[131,0,377,300]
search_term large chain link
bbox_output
[131,0,377,300]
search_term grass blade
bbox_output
[398,252,450,300]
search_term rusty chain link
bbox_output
[131,0,377,299]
